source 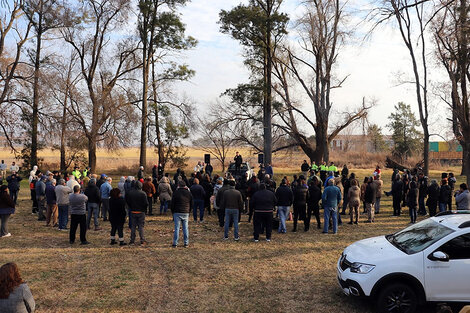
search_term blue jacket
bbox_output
[322,185,342,208]
[45,184,57,205]
[100,182,112,199]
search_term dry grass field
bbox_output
[0,169,467,312]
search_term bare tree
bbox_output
[62,0,140,171]
[369,0,433,175]
[0,0,31,151]
[193,116,235,172]
[275,0,370,163]
[433,0,470,183]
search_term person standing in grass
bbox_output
[455,183,470,210]
[171,180,193,247]
[250,183,277,242]
[292,177,308,232]
[0,186,15,238]
[6,171,21,205]
[142,177,156,216]
[190,178,206,222]
[55,179,72,231]
[158,176,172,215]
[100,177,112,221]
[35,176,47,221]
[221,179,243,241]
[364,177,377,223]
[347,179,360,224]
[391,174,404,216]
[407,177,419,224]
[306,176,322,230]
[126,181,148,246]
[321,179,342,234]
[426,179,440,217]
[439,179,451,213]
[45,179,58,227]
[69,185,89,245]
[109,188,127,246]
[84,179,101,231]
[0,263,35,313]
[373,174,383,215]
[360,177,368,214]
[275,179,293,234]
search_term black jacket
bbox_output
[293,184,309,207]
[109,197,127,224]
[250,189,277,212]
[427,183,440,204]
[301,163,310,172]
[439,185,452,203]
[84,183,101,204]
[215,184,231,207]
[275,185,293,206]
[171,187,193,214]
[307,184,322,209]
[407,181,419,207]
[391,180,404,198]
[220,187,243,211]
[190,184,206,200]
[364,183,377,204]
[126,188,148,213]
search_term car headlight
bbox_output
[350,262,375,274]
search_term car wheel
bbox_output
[377,283,418,313]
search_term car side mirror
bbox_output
[428,251,450,262]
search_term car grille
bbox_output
[340,255,352,271]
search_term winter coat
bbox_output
[275,185,294,207]
[348,185,361,207]
[109,197,127,224]
[0,191,15,214]
[158,177,173,202]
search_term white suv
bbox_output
[337,211,470,313]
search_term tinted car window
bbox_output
[387,218,454,255]
[438,233,470,260]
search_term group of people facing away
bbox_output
[386,169,470,223]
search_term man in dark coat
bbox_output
[6,171,22,205]
[250,183,277,242]
[126,181,148,245]
[170,180,193,247]
[234,152,243,173]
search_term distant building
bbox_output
[330,135,393,152]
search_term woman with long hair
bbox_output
[0,185,15,237]
[0,263,35,313]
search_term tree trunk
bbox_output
[423,132,429,176]
[314,119,328,164]
[31,21,43,168]
[140,47,149,167]
[60,90,68,173]
[88,136,97,173]
[263,2,273,167]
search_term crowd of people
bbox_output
[0,158,469,245]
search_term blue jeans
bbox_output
[224,209,239,238]
[87,203,100,228]
[323,207,338,234]
[58,205,69,229]
[173,213,189,246]
[160,199,169,214]
[439,202,447,212]
[277,206,289,233]
[193,199,205,221]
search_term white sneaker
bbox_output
[266,239,271,242]
[2,233,11,237]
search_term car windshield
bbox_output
[386,218,454,255]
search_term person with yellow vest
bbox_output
[328,162,338,173]
[72,167,82,180]
[311,163,319,173]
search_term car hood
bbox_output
[343,236,406,263]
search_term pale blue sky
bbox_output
[177,0,451,138]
